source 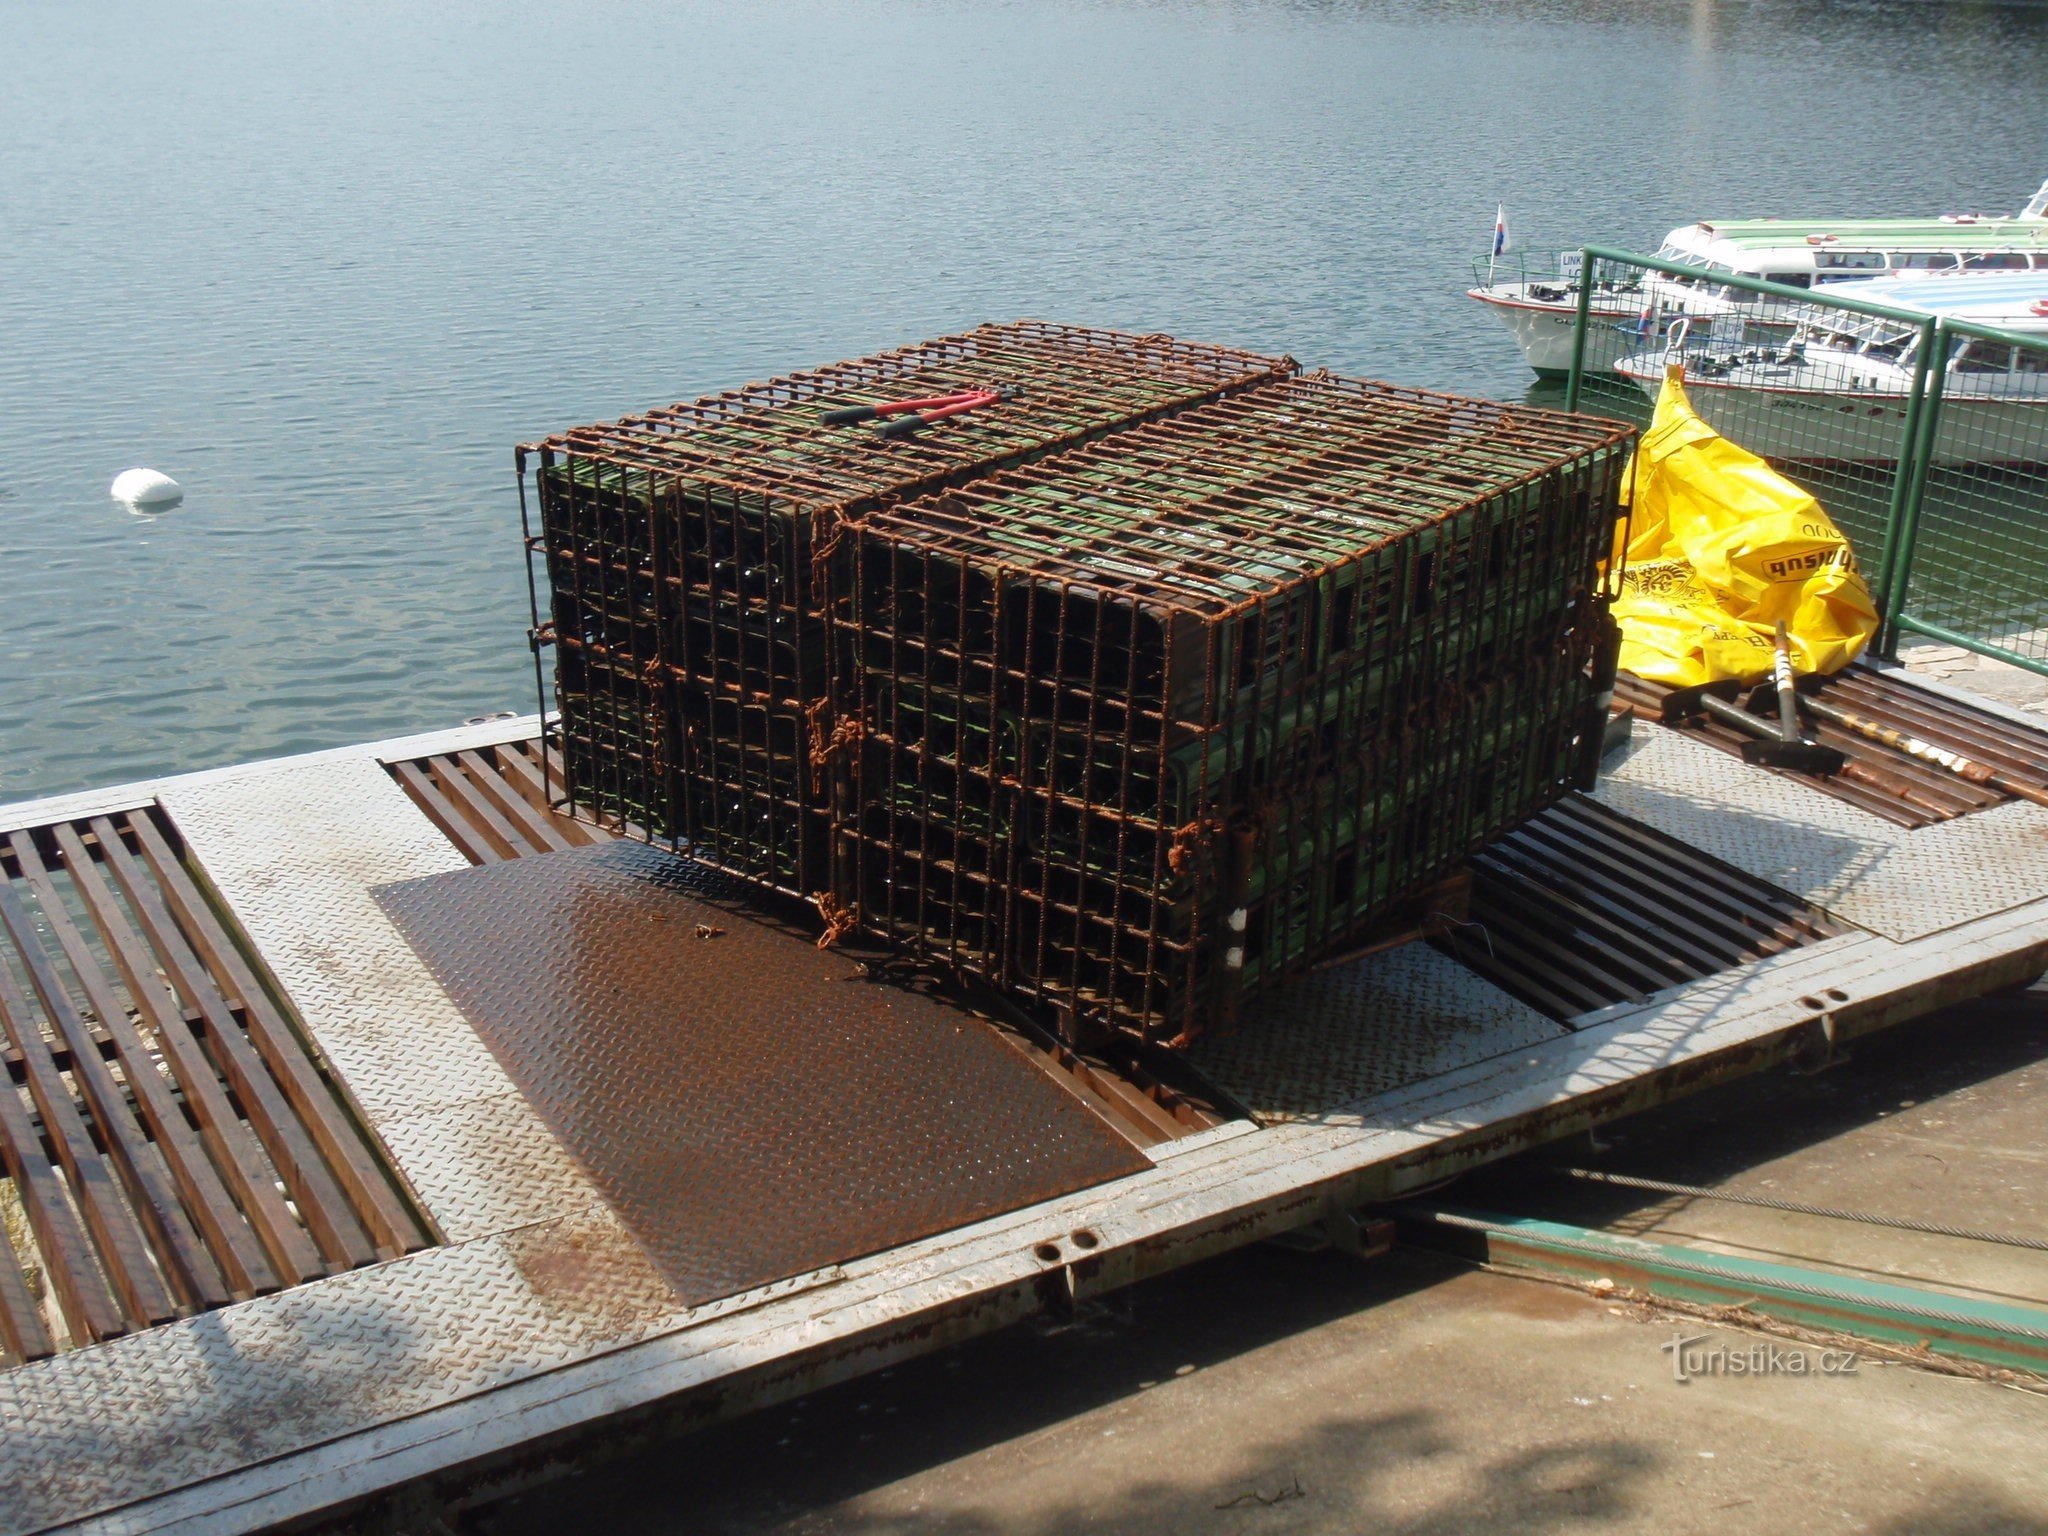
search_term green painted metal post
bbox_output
[1564,248,1595,414]
[1400,1206,2048,1375]
[1881,329,1951,658]
[1870,317,1940,649]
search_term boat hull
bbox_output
[1468,287,1640,376]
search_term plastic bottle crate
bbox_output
[520,321,1294,889]
[829,372,1635,1042]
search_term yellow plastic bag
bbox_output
[1608,369,1879,687]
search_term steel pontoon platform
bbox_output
[1,665,2046,1535]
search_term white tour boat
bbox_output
[1613,271,2048,464]
[1471,178,2048,377]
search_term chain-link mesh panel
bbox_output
[1891,323,2048,672]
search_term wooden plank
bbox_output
[53,824,320,1287]
[0,877,221,1313]
[124,813,429,1259]
[390,761,502,867]
[425,759,523,862]
[0,1036,123,1343]
[8,832,261,1301]
[0,1200,56,1364]
[89,818,376,1273]
[454,751,577,856]
[0,946,177,1328]
[493,745,607,845]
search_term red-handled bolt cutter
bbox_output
[819,385,1018,438]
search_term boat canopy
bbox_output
[1653,206,2048,287]
[1837,271,2048,332]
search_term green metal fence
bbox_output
[1563,245,2048,679]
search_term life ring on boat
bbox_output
[1805,233,1838,245]
[2031,299,2048,317]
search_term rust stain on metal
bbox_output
[373,841,1150,1308]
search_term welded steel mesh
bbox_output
[1894,325,2048,669]
[832,372,1635,1043]
[521,321,1294,889]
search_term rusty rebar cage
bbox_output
[519,321,1295,890]
[832,373,1635,1043]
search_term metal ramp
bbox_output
[373,840,1150,1307]
[0,663,2043,1535]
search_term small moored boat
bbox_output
[1470,178,2048,377]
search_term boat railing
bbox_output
[1565,246,2048,682]
[1468,249,1644,297]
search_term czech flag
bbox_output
[1493,204,1510,257]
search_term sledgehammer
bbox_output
[1661,665,1847,777]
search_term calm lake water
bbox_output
[5,0,2045,800]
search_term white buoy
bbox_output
[110,468,182,507]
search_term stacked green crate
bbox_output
[520,322,1294,891]
[837,373,1633,1043]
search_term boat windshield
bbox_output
[1795,312,1921,360]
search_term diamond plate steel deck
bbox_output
[160,758,603,1240]
[1593,729,2048,943]
[373,840,1153,1307]
[1185,945,1568,1125]
[2,699,2043,1536]
[0,1203,699,1534]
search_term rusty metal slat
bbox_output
[1508,811,1813,960]
[1461,891,1653,1009]
[1614,671,2045,826]
[0,877,222,1313]
[1786,696,2002,810]
[425,760,525,862]
[0,1024,109,1076]
[1472,842,1717,985]
[123,813,430,1260]
[52,824,324,1287]
[1068,1056,1190,1145]
[0,940,178,1329]
[1522,808,1812,958]
[977,1025,1166,1150]
[1808,725,1991,816]
[390,760,505,866]
[494,744,610,844]
[1796,765,1941,828]
[1485,821,1737,968]
[1494,814,1782,964]
[1474,868,1695,999]
[5,830,268,1300]
[90,817,376,1273]
[452,751,578,857]
[1832,674,2048,786]
[0,1199,55,1363]
[0,1012,125,1344]
[1547,798,1841,945]
[1439,920,1597,1020]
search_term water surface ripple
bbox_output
[5,0,2043,798]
